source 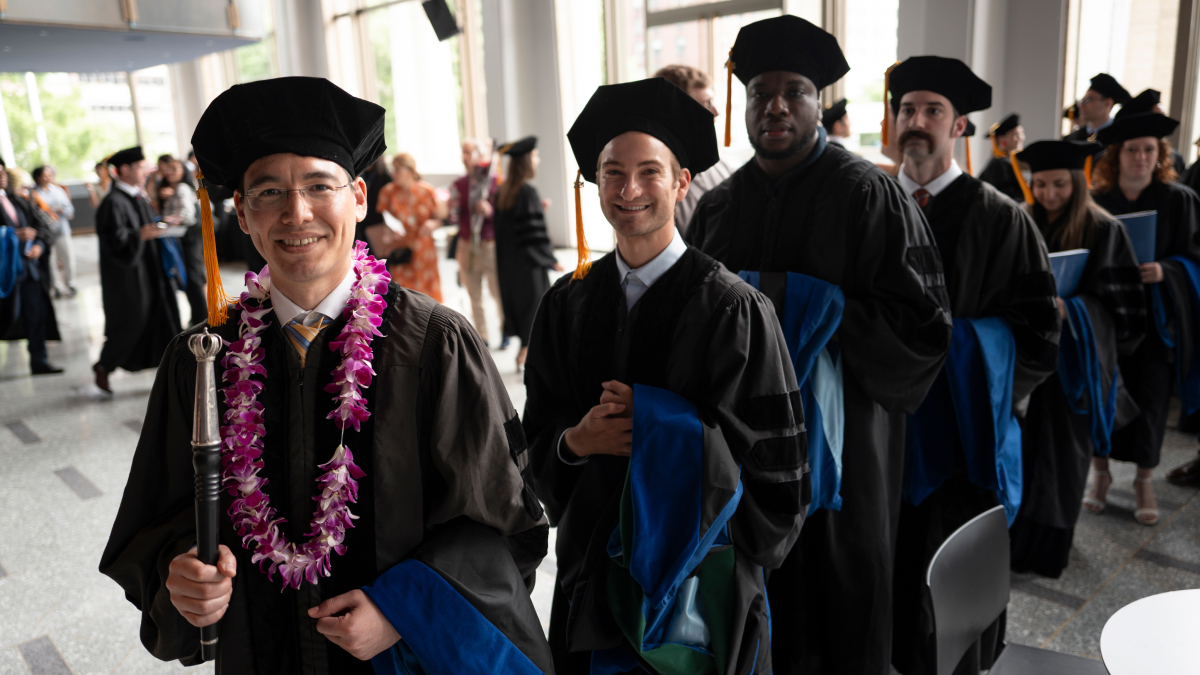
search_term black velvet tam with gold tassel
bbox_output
[189,76,388,324]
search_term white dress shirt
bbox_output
[113,179,142,199]
[559,227,688,464]
[898,159,964,200]
[614,226,687,309]
[271,264,357,327]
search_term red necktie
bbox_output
[913,188,931,209]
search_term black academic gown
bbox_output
[525,248,805,675]
[686,140,953,675]
[0,189,61,345]
[1010,205,1146,578]
[95,187,182,372]
[1094,180,1200,468]
[892,174,1060,675]
[978,155,1025,203]
[494,183,556,346]
[100,285,552,674]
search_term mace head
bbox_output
[188,328,223,362]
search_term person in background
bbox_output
[91,146,182,393]
[450,138,502,345]
[356,155,390,256]
[376,152,446,302]
[822,98,852,148]
[1066,73,1131,142]
[0,159,63,375]
[978,113,1027,201]
[686,17,953,675]
[491,137,561,372]
[1087,112,1200,526]
[1116,89,1187,175]
[86,160,110,209]
[31,166,76,299]
[1008,140,1146,578]
[654,64,735,237]
[158,157,207,327]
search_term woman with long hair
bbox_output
[377,152,447,302]
[1088,113,1200,525]
[492,137,561,370]
[156,157,207,326]
[1008,141,1146,577]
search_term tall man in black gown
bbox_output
[686,16,953,675]
[92,146,183,393]
[887,56,1059,675]
[526,77,805,674]
[100,77,552,672]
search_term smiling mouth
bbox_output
[616,205,650,212]
[280,237,321,247]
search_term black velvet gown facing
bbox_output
[687,140,952,675]
[1094,179,1200,468]
[1009,204,1145,578]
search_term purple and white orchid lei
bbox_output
[219,241,390,590]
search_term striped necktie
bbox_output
[913,188,931,209]
[285,313,332,367]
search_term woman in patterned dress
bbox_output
[376,153,447,301]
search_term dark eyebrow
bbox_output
[245,169,344,191]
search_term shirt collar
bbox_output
[898,159,963,198]
[271,263,357,325]
[1086,118,1113,135]
[615,226,687,289]
[114,179,141,198]
[827,134,846,146]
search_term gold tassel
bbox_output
[965,135,973,175]
[571,170,591,280]
[195,169,237,326]
[1084,155,1093,190]
[724,50,734,148]
[991,133,1005,159]
[100,152,115,192]
[1009,151,1033,205]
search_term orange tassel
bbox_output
[195,169,237,326]
[990,133,1005,159]
[571,170,591,280]
[1010,151,1033,205]
[724,50,734,148]
[965,136,973,175]
[1084,155,1093,190]
[882,61,899,147]
[100,152,115,192]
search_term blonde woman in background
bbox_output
[376,153,448,302]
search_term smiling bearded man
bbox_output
[524,77,805,675]
[100,77,552,673]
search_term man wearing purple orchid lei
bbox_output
[100,77,552,674]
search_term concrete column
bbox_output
[481,0,572,247]
[170,59,208,156]
[897,0,1066,172]
[274,0,328,78]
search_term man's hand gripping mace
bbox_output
[189,329,223,661]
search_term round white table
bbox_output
[1100,588,1200,674]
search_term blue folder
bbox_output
[1114,210,1157,264]
[1048,249,1089,298]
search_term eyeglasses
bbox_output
[242,183,351,210]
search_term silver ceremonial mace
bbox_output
[189,329,223,661]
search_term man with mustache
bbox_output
[685,16,953,675]
[525,77,805,674]
[888,56,1058,675]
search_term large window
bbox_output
[617,0,785,160]
[841,0,898,164]
[1063,0,1181,133]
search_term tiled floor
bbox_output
[0,234,1196,673]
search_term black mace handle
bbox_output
[189,329,223,661]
